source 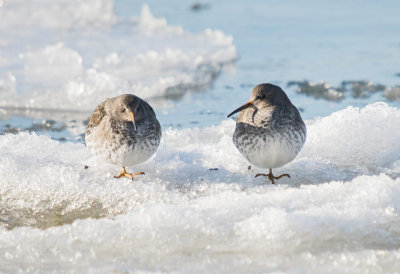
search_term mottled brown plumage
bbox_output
[85,94,161,180]
[86,101,106,135]
[228,83,306,184]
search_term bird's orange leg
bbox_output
[255,168,290,184]
[114,167,145,180]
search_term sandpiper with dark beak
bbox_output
[228,83,306,184]
[85,94,161,180]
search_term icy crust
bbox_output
[1,103,400,272]
[0,2,236,110]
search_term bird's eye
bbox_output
[258,95,265,100]
[121,107,126,112]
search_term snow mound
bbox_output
[1,103,400,272]
[0,1,236,110]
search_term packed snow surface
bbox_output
[1,103,400,272]
[0,0,236,111]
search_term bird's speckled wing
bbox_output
[86,101,106,135]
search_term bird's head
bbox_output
[227,83,291,117]
[106,94,145,130]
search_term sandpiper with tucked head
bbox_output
[228,83,306,184]
[85,94,161,180]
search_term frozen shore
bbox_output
[1,103,400,272]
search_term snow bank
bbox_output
[1,103,400,272]
[0,1,236,110]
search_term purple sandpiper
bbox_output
[85,94,161,180]
[228,83,306,184]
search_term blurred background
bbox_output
[0,0,399,142]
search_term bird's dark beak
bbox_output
[227,100,254,118]
[130,111,137,130]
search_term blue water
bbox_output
[115,0,400,127]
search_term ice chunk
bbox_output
[137,4,169,31]
[0,2,237,111]
[385,86,400,101]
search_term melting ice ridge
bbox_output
[1,103,400,272]
[0,1,236,111]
